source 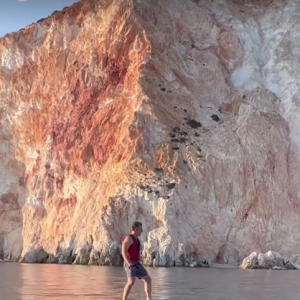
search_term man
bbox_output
[122,221,152,300]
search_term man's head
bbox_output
[131,221,143,237]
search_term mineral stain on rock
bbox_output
[186,120,202,129]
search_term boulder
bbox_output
[240,251,297,270]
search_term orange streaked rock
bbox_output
[1,0,300,266]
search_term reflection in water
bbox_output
[1,263,300,299]
[19,264,126,300]
[0,263,22,300]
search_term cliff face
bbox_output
[1,0,300,266]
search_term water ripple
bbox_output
[1,263,300,299]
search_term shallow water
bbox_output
[1,263,300,299]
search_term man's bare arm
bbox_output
[122,236,133,266]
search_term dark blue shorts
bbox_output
[124,262,148,279]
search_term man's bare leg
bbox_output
[142,275,152,300]
[122,277,135,300]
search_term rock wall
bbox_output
[1,0,300,266]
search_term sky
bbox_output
[0,0,79,38]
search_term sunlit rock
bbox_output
[1,0,300,266]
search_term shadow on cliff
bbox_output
[0,143,29,262]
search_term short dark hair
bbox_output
[131,221,142,230]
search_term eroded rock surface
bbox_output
[1,0,300,266]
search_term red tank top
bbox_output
[126,235,140,262]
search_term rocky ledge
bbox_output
[18,243,210,268]
[240,251,297,270]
